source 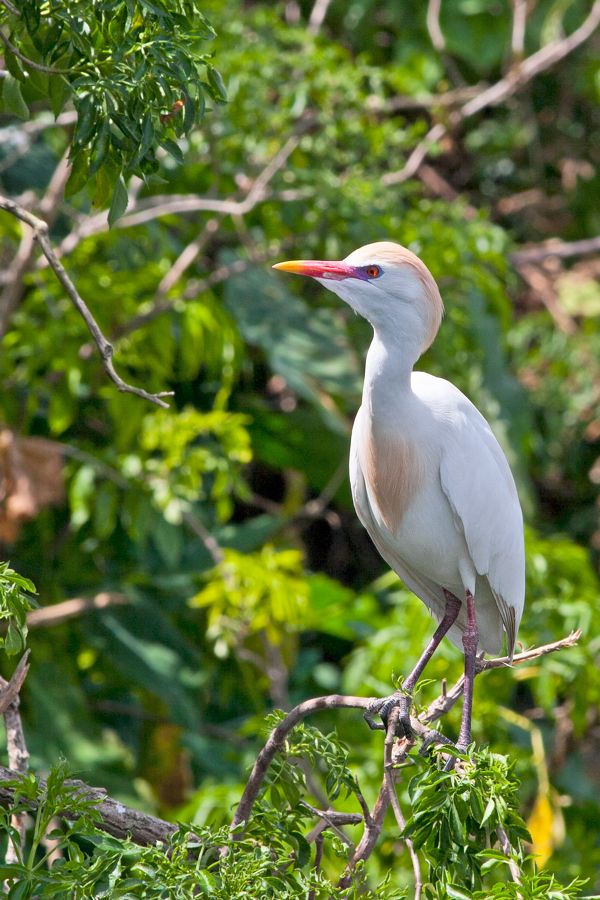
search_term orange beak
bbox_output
[272,259,359,281]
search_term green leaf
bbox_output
[206,65,227,102]
[481,795,496,826]
[65,150,90,199]
[2,75,29,120]
[107,175,129,228]
[48,74,70,117]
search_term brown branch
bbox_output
[0,0,20,16]
[1,652,30,865]
[24,592,129,631]
[232,631,581,835]
[383,708,422,899]
[383,0,600,186]
[510,0,527,61]
[307,0,332,34]
[0,195,173,408]
[422,630,582,724]
[0,764,177,845]
[0,151,70,335]
[55,128,308,259]
[231,695,374,832]
[511,235,600,264]
[338,778,390,889]
[497,824,523,887]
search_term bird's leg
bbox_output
[457,589,478,751]
[365,590,461,737]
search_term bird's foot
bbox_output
[363,692,413,737]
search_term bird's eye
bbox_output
[366,265,382,279]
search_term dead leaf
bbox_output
[0,429,64,542]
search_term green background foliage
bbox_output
[0,0,599,896]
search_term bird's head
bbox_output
[273,241,443,357]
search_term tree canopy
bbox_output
[0,0,599,897]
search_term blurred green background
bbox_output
[0,0,599,892]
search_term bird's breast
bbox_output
[357,416,426,534]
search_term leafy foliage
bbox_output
[0,0,599,896]
[0,0,225,217]
[0,563,37,656]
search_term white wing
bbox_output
[432,378,525,657]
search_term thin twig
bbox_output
[0,195,174,408]
[497,824,523,887]
[0,151,70,335]
[0,31,71,74]
[0,0,20,16]
[511,0,528,60]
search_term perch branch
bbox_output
[0,195,173,408]
[233,631,580,833]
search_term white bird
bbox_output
[273,242,525,749]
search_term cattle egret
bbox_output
[273,242,525,750]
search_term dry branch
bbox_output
[0,764,177,845]
[1,652,31,865]
[383,0,600,186]
[0,195,173,408]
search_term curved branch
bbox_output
[0,195,173,408]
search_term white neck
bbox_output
[362,327,418,422]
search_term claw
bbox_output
[363,692,414,737]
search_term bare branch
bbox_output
[338,778,390,889]
[0,152,70,335]
[231,694,373,832]
[0,195,173,408]
[383,709,422,899]
[0,764,177,845]
[55,129,307,259]
[308,0,332,34]
[423,631,582,724]
[383,0,600,186]
[497,824,523,886]
[511,235,600,264]
[0,0,20,15]
[426,0,445,51]
[1,652,30,865]
[511,0,528,61]
[24,592,129,630]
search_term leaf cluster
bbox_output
[0,0,225,218]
